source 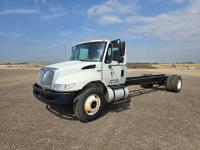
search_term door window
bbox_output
[112,47,119,62]
[105,43,120,63]
[105,44,112,64]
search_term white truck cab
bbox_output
[33,39,182,122]
[45,39,127,92]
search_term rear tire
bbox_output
[73,86,105,122]
[171,76,182,93]
[166,75,176,91]
[166,75,182,93]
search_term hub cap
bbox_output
[177,79,182,90]
[84,94,101,115]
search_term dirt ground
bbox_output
[0,68,200,150]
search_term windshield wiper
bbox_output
[79,59,88,61]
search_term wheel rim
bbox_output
[177,79,182,90]
[84,94,101,115]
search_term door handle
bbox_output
[108,64,119,68]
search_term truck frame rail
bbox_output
[125,74,168,86]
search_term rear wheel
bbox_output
[166,75,176,91]
[171,76,182,93]
[73,86,105,122]
[166,75,182,93]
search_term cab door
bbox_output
[109,42,126,85]
[109,46,125,85]
[102,42,126,86]
[102,43,113,85]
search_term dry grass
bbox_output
[152,63,200,69]
[127,63,156,69]
[128,68,200,77]
[127,63,200,69]
[0,63,200,77]
[0,62,52,70]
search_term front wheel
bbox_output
[73,86,105,122]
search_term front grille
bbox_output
[38,68,55,88]
[38,69,45,85]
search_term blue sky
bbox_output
[0,0,199,63]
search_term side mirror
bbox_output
[119,41,125,57]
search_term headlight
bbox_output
[52,83,76,91]
[38,67,57,88]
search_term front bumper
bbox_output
[33,83,76,104]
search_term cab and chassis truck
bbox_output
[33,39,182,122]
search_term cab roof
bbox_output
[77,39,109,45]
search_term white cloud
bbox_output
[0,8,39,15]
[172,0,185,3]
[125,0,200,40]
[49,6,63,13]
[98,15,122,25]
[87,5,113,17]
[87,0,138,25]
[82,27,95,32]
[34,0,47,4]
[12,32,24,38]
[155,0,185,4]
[0,32,24,38]
[40,12,67,20]
[88,0,138,16]
[42,0,47,4]
[0,32,6,36]
[58,30,72,37]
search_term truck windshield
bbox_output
[70,42,106,62]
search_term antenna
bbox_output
[64,43,67,60]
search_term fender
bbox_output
[73,80,109,103]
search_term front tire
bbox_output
[73,86,105,122]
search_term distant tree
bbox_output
[172,63,176,68]
[6,62,11,65]
[187,62,194,64]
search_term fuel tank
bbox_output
[107,86,129,103]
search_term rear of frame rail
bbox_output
[125,74,182,93]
